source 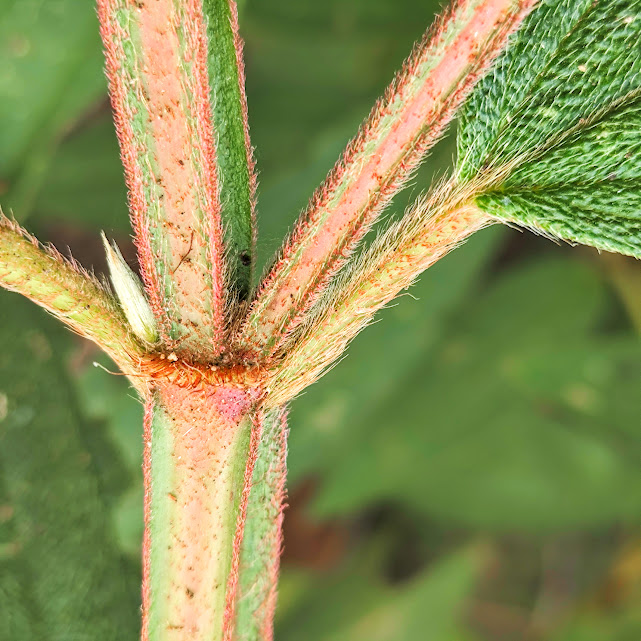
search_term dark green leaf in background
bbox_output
[306,257,641,530]
[276,544,486,641]
[75,356,145,558]
[0,0,104,218]
[287,227,504,483]
[0,295,140,640]
[34,118,130,235]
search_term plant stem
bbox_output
[202,0,257,300]
[238,0,537,358]
[0,215,143,368]
[267,187,491,405]
[98,0,226,358]
[142,386,263,641]
[233,407,288,641]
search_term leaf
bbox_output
[0,0,105,217]
[309,256,641,530]
[457,0,641,257]
[33,115,130,232]
[0,473,40,639]
[276,544,486,641]
[76,356,144,475]
[74,355,145,556]
[0,294,140,640]
[243,0,443,190]
[550,602,641,641]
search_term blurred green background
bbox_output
[2,0,641,638]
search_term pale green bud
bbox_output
[101,232,159,345]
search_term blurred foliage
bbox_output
[1,0,641,639]
[308,257,641,530]
[0,295,140,639]
[275,544,488,641]
[0,0,104,217]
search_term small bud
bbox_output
[101,232,159,345]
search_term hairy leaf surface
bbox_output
[457,0,641,256]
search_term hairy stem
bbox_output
[239,0,537,358]
[0,215,143,367]
[267,184,492,405]
[233,407,288,641]
[202,0,257,300]
[98,0,226,358]
[142,387,263,641]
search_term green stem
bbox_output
[234,407,288,640]
[202,0,257,300]
[0,215,143,368]
[239,0,537,358]
[142,385,262,641]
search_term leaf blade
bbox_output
[457,0,641,257]
[0,295,141,640]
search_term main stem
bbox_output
[142,384,262,641]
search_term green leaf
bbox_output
[550,583,641,641]
[0,0,105,217]
[309,256,641,530]
[33,116,130,232]
[0,294,140,639]
[74,355,145,556]
[0,472,40,639]
[276,544,486,641]
[457,0,641,257]
[244,0,442,188]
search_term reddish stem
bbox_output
[141,385,261,641]
[98,0,226,358]
[221,411,263,641]
[267,191,492,406]
[239,0,537,357]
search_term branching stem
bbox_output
[239,0,536,358]
[266,183,492,405]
